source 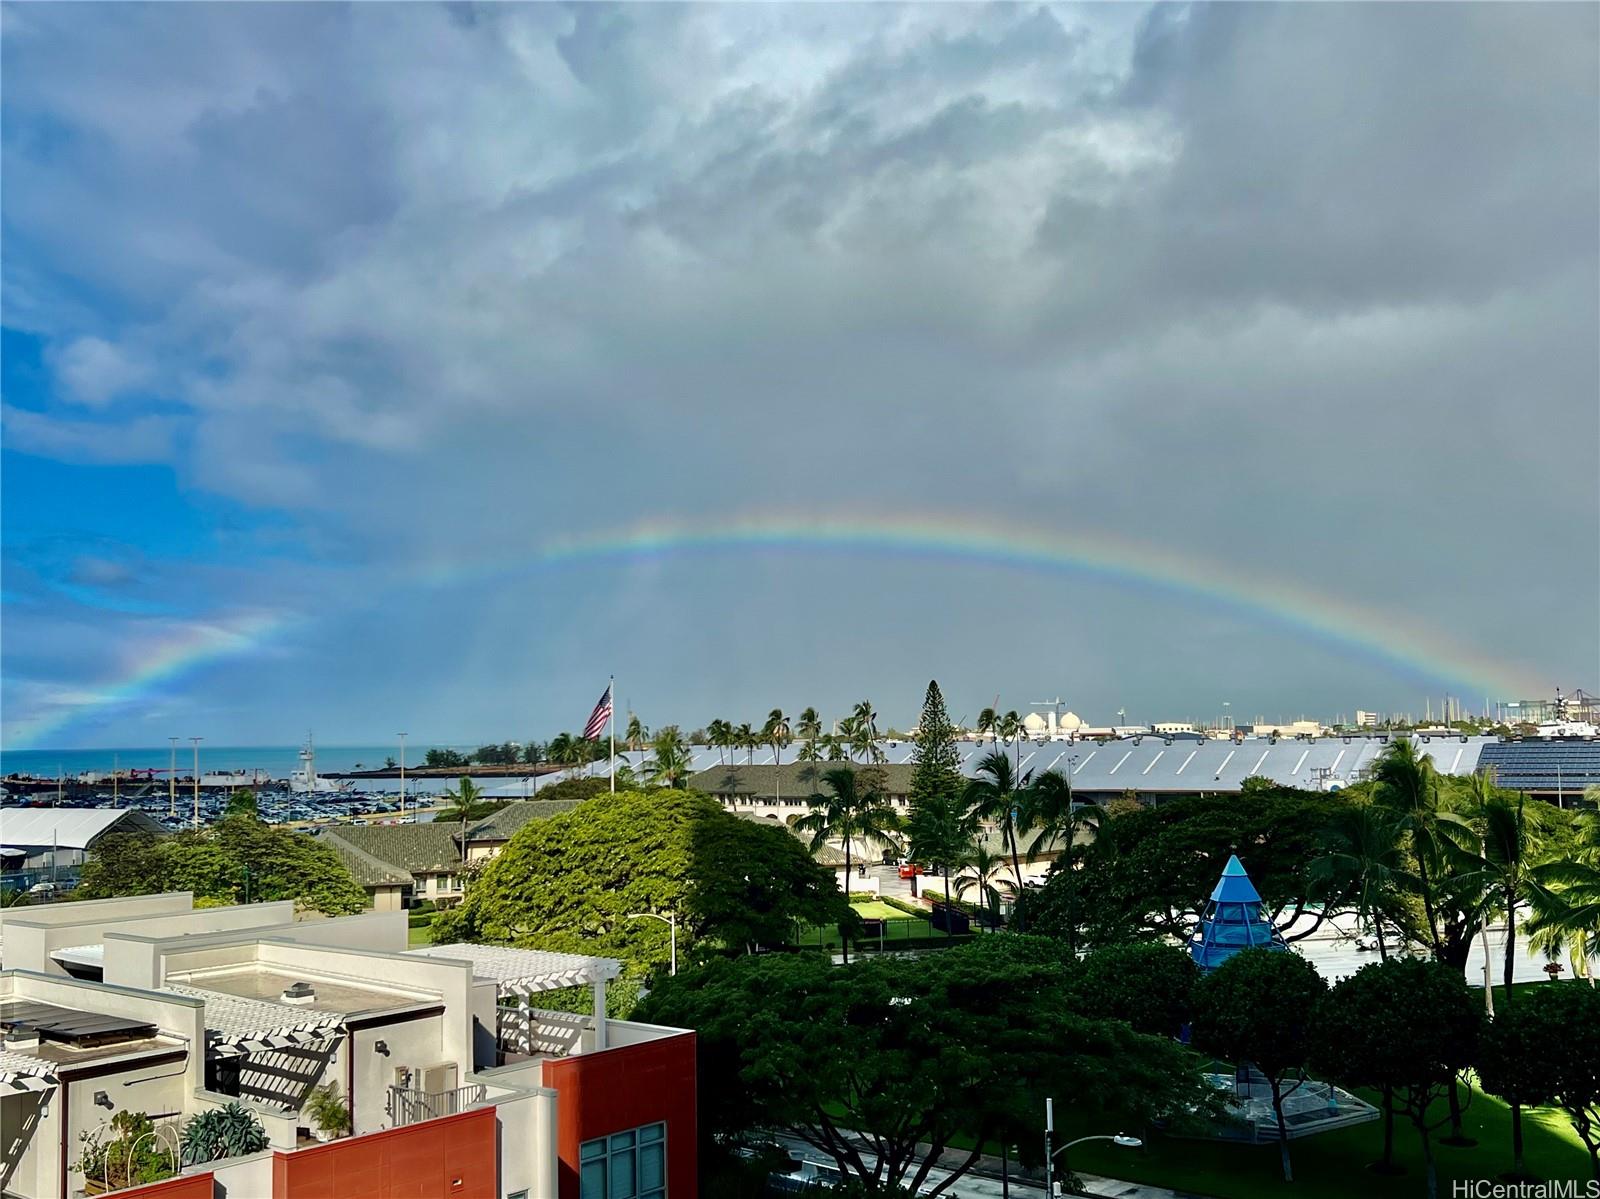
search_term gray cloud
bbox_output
[2,2,1595,744]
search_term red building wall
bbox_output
[271,1107,498,1199]
[118,1174,215,1199]
[542,1031,697,1199]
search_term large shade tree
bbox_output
[635,935,1218,1197]
[433,789,850,1004]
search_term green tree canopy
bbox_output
[77,818,366,915]
[1022,790,1356,950]
[1191,948,1327,1182]
[1065,941,1199,1040]
[1312,957,1482,1197]
[1478,984,1600,1180]
[905,680,973,911]
[634,934,1217,1197]
[432,789,851,1003]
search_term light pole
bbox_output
[397,733,408,819]
[626,912,677,975]
[1043,1098,1141,1197]
[168,737,178,818]
[189,738,203,830]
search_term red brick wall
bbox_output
[272,1107,497,1199]
[117,1174,215,1199]
[542,1031,697,1199]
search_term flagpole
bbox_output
[609,675,616,794]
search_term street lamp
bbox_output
[1043,1098,1141,1197]
[168,737,179,818]
[626,912,677,976]
[189,738,203,830]
[397,733,408,819]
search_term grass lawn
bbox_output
[1056,1083,1591,1198]
[407,923,432,947]
[849,900,913,922]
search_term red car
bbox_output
[897,864,922,879]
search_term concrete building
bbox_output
[0,893,694,1199]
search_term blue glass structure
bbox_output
[1189,854,1287,971]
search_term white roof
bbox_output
[407,943,621,995]
[0,1048,58,1092]
[164,983,344,1049]
[51,944,104,968]
[0,807,163,851]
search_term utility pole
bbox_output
[190,738,203,830]
[398,732,408,820]
[168,737,178,818]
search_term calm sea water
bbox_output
[0,745,475,779]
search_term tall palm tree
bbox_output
[735,722,756,765]
[795,766,901,964]
[1309,803,1413,961]
[824,733,849,762]
[965,751,1033,902]
[954,842,1015,929]
[1461,771,1547,996]
[796,708,821,740]
[444,776,483,864]
[850,700,884,763]
[1529,810,1600,988]
[624,714,649,753]
[764,709,791,766]
[1373,738,1446,954]
[975,707,998,747]
[707,719,733,765]
[645,726,693,789]
[997,710,1023,770]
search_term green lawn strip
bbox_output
[849,900,921,922]
[1055,1083,1588,1198]
[407,922,433,946]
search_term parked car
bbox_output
[897,864,922,879]
[26,882,59,898]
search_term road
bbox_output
[773,1133,1201,1199]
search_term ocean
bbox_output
[0,744,477,780]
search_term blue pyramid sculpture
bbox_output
[1189,854,1287,971]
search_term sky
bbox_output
[2,2,1597,750]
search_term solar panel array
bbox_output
[1477,742,1600,792]
[553,734,1510,795]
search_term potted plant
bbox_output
[305,1082,350,1142]
[181,1100,270,1165]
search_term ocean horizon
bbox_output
[0,744,487,779]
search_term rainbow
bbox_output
[422,510,1541,697]
[10,511,1542,748]
[5,610,293,750]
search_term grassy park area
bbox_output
[796,898,970,951]
[1054,1082,1590,1198]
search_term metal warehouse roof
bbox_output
[0,807,166,850]
[556,735,1495,795]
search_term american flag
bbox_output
[581,682,614,741]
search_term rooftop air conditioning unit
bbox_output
[281,982,316,1006]
[4,1025,40,1052]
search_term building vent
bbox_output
[3,1025,40,1052]
[281,982,316,1006]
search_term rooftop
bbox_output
[407,943,620,997]
[164,965,433,1019]
[463,799,582,843]
[318,823,463,879]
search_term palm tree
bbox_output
[1023,770,1102,952]
[735,722,756,766]
[976,707,998,747]
[1462,771,1547,996]
[965,750,1033,903]
[794,766,902,964]
[644,726,693,789]
[1373,738,1446,954]
[707,719,733,765]
[444,776,483,864]
[904,786,977,921]
[796,708,821,740]
[624,714,649,753]
[1529,810,1600,987]
[850,700,885,763]
[955,842,1015,929]
[824,733,849,762]
[1309,804,1413,960]
[997,710,1023,770]
[764,709,791,766]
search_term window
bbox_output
[508,1191,528,1199]
[580,1123,665,1199]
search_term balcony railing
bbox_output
[385,1082,486,1127]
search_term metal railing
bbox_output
[384,1082,486,1127]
